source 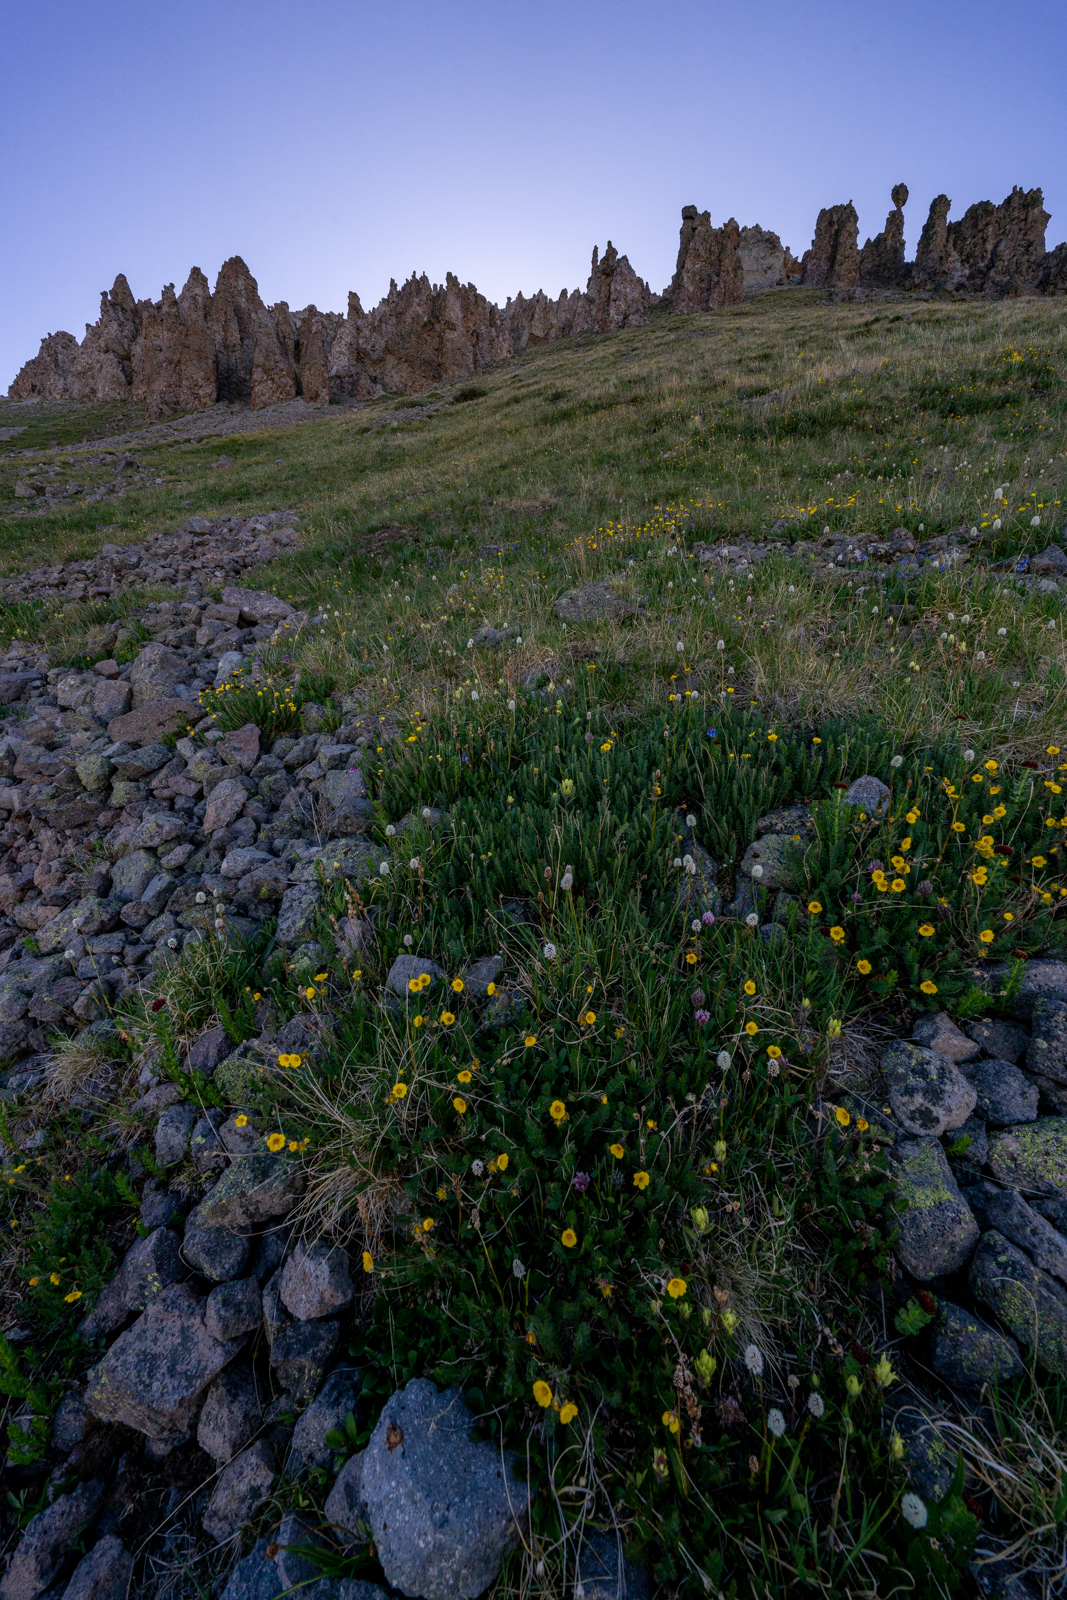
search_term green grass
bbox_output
[2,287,1067,1597]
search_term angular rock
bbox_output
[890,1138,980,1280]
[969,1057,1039,1128]
[987,1118,1067,1200]
[206,1277,263,1342]
[361,1379,524,1600]
[891,1410,958,1501]
[291,1367,362,1474]
[963,1016,1030,1063]
[182,1223,252,1284]
[554,583,639,623]
[107,700,193,745]
[315,770,373,836]
[0,1480,105,1600]
[218,724,261,772]
[970,1229,1067,1376]
[930,1300,1023,1394]
[967,1185,1067,1286]
[976,959,1067,1021]
[385,953,445,999]
[203,1440,275,1543]
[576,1533,651,1600]
[79,1226,184,1341]
[882,1041,977,1137]
[204,779,250,835]
[802,203,859,293]
[155,1101,196,1166]
[196,1153,306,1229]
[60,1536,131,1600]
[270,1318,339,1407]
[109,849,159,905]
[221,587,294,624]
[858,184,910,288]
[737,834,798,891]
[280,1241,354,1321]
[129,643,186,708]
[583,242,650,333]
[84,1283,243,1446]
[220,1538,282,1600]
[325,1449,368,1543]
[1027,998,1067,1084]
[198,1361,262,1463]
[461,955,502,999]
[911,1012,979,1063]
[843,774,889,815]
[276,883,323,946]
[186,1025,231,1076]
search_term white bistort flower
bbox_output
[743,1344,764,1377]
[767,1408,786,1438]
[807,1391,825,1418]
[901,1493,927,1529]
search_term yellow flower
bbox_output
[906,810,918,824]
[979,929,995,944]
[50,1273,60,1285]
[600,741,612,752]
[457,1069,472,1083]
[583,1011,596,1024]
[496,1153,510,1171]
[610,1142,624,1158]
[64,1289,82,1303]
[662,1410,680,1434]
[486,982,497,995]
[305,986,316,1000]
[857,958,872,975]
[834,1107,850,1128]
[807,900,822,914]
[441,1011,456,1026]
[890,878,905,893]
[1033,855,1047,867]
[633,1171,650,1190]
[408,977,421,992]
[234,1114,248,1128]
[615,1026,625,1038]
[391,1082,408,1100]
[766,1045,782,1059]
[685,951,697,965]
[549,1100,567,1123]
[872,1355,896,1388]
[856,1117,869,1132]
[452,978,464,993]
[559,1402,578,1425]
[744,979,756,995]
[920,979,938,994]
[314,972,328,982]
[918,923,935,937]
[533,1380,553,1407]
[561,1228,577,1248]
[829,925,845,943]
[362,1251,374,1272]
[413,1015,424,1027]
[952,821,966,832]
[524,1035,537,1048]
[745,1021,758,1036]
[453,1096,467,1114]
[27,1277,38,1287]
[666,1277,687,1299]
[265,1132,286,1153]
[422,1217,434,1232]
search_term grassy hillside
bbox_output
[1,287,1066,1598]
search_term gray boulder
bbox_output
[79,1226,184,1341]
[291,1367,362,1474]
[280,1241,354,1321]
[195,1153,306,1230]
[198,1361,262,1463]
[576,1532,651,1600]
[1027,998,1067,1084]
[844,774,890,815]
[891,1410,958,1501]
[0,1479,105,1600]
[969,1058,1040,1128]
[554,582,639,623]
[316,770,373,836]
[110,848,159,905]
[155,1100,196,1166]
[202,1440,276,1543]
[276,883,323,947]
[219,1538,282,1600]
[929,1300,1023,1394]
[203,779,250,835]
[987,1118,1067,1199]
[206,1277,263,1342]
[84,1282,244,1448]
[60,1536,132,1600]
[977,959,1067,1021]
[890,1138,980,1279]
[270,1319,339,1406]
[325,1449,368,1543]
[963,1016,1030,1063]
[186,1025,230,1075]
[970,1229,1067,1376]
[911,1012,979,1063]
[182,1223,251,1283]
[882,1040,977,1137]
[460,956,502,999]
[385,954,445,999]
[361,1378,524,1600]
[966,1185,1067,1286]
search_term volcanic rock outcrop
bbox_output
[738,225,802,290]
[664,207,744,312]
[858,184,910,288]
[912,186,1050,295]
[801,202,860,294]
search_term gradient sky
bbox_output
[2,0,1065,388]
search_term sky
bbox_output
[2,0,1065,387]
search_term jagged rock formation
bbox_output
[665,208,743,312]
[8,333,82,400]
[328,273,513,398]
[801,203,860,294]
[858,184,910,287]
[584,242,651,330]
[1040,242,1067,295]
[501,288,587,353]
[738,226,801,290]
[913,187,1050,295]
[294,306,330,405]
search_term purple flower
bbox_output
[694,1009,711,1025]
[572,1172,591,1193]
[701,910,716,926]
[690,988,706,1009]
[851,891,863,903]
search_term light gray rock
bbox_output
[882,1040,977,1137]
[186,1026,230,1076]
[198,1361,262,1464]
[110,848,159,904]
[844,774,890,815]
[206,1278,263,1342]
[325,1449,368,1543]
[675,840,721,917]
[987,1118,1067,1200]
[890,1138,980,1280]
[155,1101,196,1166]
[203,1441,275,1543]
[969,1058,1039,1128]
[963,1017,1030,1063]
[930,1300,1023,1394]
[967,1185,1067,1286]
[190,1111,228,1173]
[292,1367,362,1474]
[129,642,185,706]
[276,883,323,946]
[215,651,245,688]
[59,1535,132,1600]
[361,1378,524,1600]
[911,1012,979,1063]
[970,1229,1067,1377]
[280,1241,354,1321]
[219,1537,282,1600]
[51,1388,90,1454]
[204,779,250,835]
[222,586,294,623]
[84,1282,244,1447]
[316,770,373,835]
[1027,998,1067,1085]
[0,1480,105,1600]
[385,953,445,999]
[79,1226,184,1341]
[195,1153,307,1230]
[554,583,639,623]
[737,834,798,891]
[461,955,502,999]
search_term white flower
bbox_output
[976,650,986,661]
[686,813,696,827]
[421,806,432,820]
[167,936,178,949]
[543,942,557,959]
[889,754,903,768]
[467,638,474,648]
[386,824,396,836]
[993,517,1002,529]
[963,748,975,762]
[471,690,479,701]
[997,626,1007,635]
[214,917,225,929]
[379,862,390,876]
[195,891,206,904]
[691,920,702,933]
[751,864,764,879]
[508,699,516,711]
[403,934,413,947]
[1031,515,1041,527]
[64,949,76,962]
[409,858,420,871]
[673,857,682,868]
[807,1392,825,1418]
[512,1256,526,1278]
[745,912,759,928]
[471,1158,485,1176]
[717,1050,732,1070]
[683,854,696,876]
[560,868,573,891]
[744,1344,764,1377]
[789,585,795,593]
[676,640,684,653]
[767,1408,786,1438]
[716,639,725,651]
[901,1493,927,1529]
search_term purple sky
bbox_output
[3,0,1065,388]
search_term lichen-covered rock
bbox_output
[987,1117,1067,1199]
[962,1016,1030,1063]
[206,1277,263,1342]
[202,1440,276,1543]
[182,1221,252,1283]
[276,883,323,946]
[930,1300,1023,1394]
[575,1532,651,1600]
[290,1367,362,1474]
[155,1101,196,1166]
[882,1041,977,1137]
[738,834,800,892]
[270,1318,339,1406]
[969,1057,1039,1128]
[891,1410,957,1500]
[554,583,640,623]
[974,959,1067,1021]
[360,1378,524,1600]
[890,1138,980,1279]
[1027,997,1067,1084]
[198,1361,262,1463]
[195,1153,307,1230]
[79,1226,184,1341]
[969,1229,1067,1376]
[843,774,890,815]
[966,1184,1067,1286]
